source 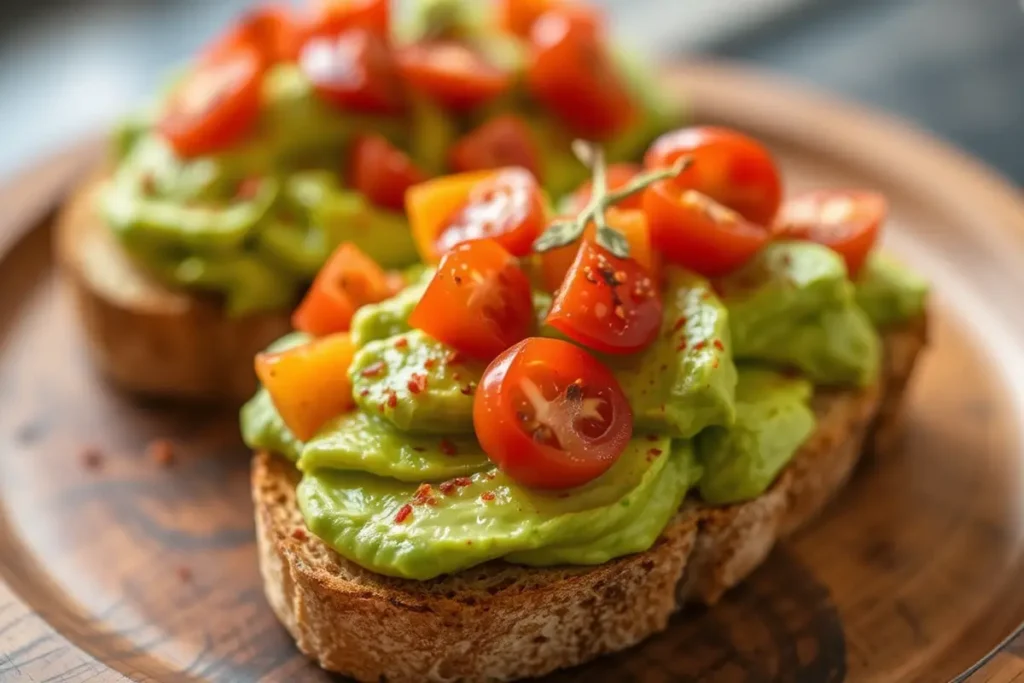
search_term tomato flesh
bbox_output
[473,337,632,489]
[203,5,301,66]
[434,168,546,258]
[159,48,263,158]
[567,163,642,213]
[397,41,510,111]
[408,240,534,360]
[643,181,770,277]
[774,190,886,276]
[349,134,425,211]
[305,0,389,40]
[448,115,542,180]
[300,28,404,114]
[546,241,662,354]
[292,243,394,337]
[644,126,782,226]
[525,7,634,140]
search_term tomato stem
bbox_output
[533,140,691,258]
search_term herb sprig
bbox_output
[532,140,691,258]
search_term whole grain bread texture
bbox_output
[252,319,928,683]
[55,174,291,402]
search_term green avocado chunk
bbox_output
[696,368,816,505]
[855,253,928,327]
[721,241,881,386]
[608,267,737,438]
[297,434,676,579]
[349,330,485,434]
[300,411,490,481]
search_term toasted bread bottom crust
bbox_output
[252,321,927,683]
[55,175,291,403]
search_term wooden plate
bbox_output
[2,62,1024,683]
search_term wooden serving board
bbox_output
[2,62,1024,683]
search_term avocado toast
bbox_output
[56,0,679,402]
[241,122,929,681]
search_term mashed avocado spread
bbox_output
[103,0,679,316]
[241,243,927,579]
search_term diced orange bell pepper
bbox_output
[405,169,499,263]
[255,333,357,441]
[292,243,394,337]
[539,208,658,292]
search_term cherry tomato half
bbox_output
[774,190,886,276]
[644,126,783,227]
[525,7,635,140]
[473,337,632,489]
[643,182,770,277]
[408,240,534,360]
[159,48,263,158]
[349,134,425,212]
[305,0,389,41]
[299,28,405,114]
[292,243,394,337]
[498,0,556,37]
[396,41,511,111]
[448,114,542,180]
[203,5,301,66]
[546,241,662,354]
[434,168,546,258]
[566,163,642,213]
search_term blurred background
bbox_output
[0,0,1021,183]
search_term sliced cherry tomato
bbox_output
[539,208,657,292]
[255,333,356,441]
[644,126,782,226]
[292,243,394,337]
[349,134,425,211]
[305,0,389,41]
[299,28,405,114]
[159,48,263,158]
[546,241,661,354]
[525,7,634,140]
[566,163,642,213]
[498,0,554,36]
[408,240,534,360]
[434,168,546,258]
[396,41,511,111]
[203,5,301,66]
[473,337,632,489]
[448,115,542,180]
[643,182,770,277]
[774,190,886,276]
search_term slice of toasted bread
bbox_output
[55,173,291,402]
[252,319,927,683]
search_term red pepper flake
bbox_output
[460,382,476,396]
[648,448,663,457]
[424,358,436,369]
[713,358,720,369]
[176,565,193,583]
[407,373,428,394]
[453,477,472,487]
[439,480,457,495]
[147,439,175,467]
[693,340,707,351]
[360,361,387,378]
[713,339,725,351]
[453,372,463,381]
[675,340,688,352]
[394,504,414,524]
[378,403,385,413]
[485,472,496,480]
[445,349,464,365]
[558,492,571,499]
[80,446,104,471]
[646,434,659,442]
[360,389,370,397]
[394,337,409,349]
[660,363,669,371]
[439,439,457,456]
[672,316,687,332]
[413,483,434,506]
[236,176,261,200]
[386,390,398,408]
[291,527,308,541]
[480,491,496,502]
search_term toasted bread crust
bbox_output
[252,321,928,682]
[55,174,291,402]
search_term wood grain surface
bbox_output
[2,62,1024,682]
